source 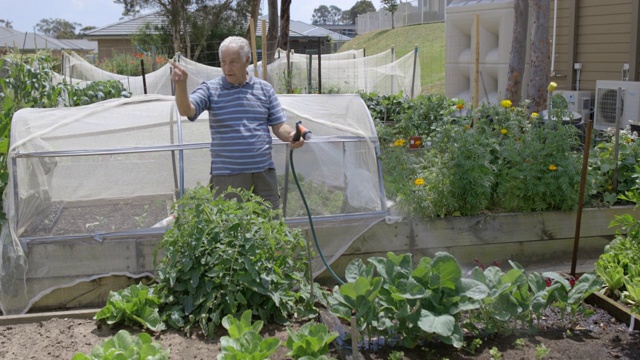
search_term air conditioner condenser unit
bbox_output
[594,80,640,130]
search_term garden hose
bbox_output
[290,122,345,285]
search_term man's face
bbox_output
[221,47,250,85]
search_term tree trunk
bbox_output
[527,0,551,113]
[267,0,278,63]
[506,0,528,106]
[278,0,291,52]
[246,0,261,41]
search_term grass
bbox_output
[338,22,446,95]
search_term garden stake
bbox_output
[571,119,593,276]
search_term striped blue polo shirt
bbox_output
[188,74,286,175]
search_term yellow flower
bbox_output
[456,103,464,110]
[626,138,633,143]
[500,99,512,108]
[393,139,406,147]
[414,139,422,146]
[548,164,557,171]
[414,178,425,186]
[531,112,539,118]
[547,82,557,92]
[500,128,508,135]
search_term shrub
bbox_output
[155,186,312,338]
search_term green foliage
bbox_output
[595,187,640,315]
[327,251,602,353]
[536,343,551,359]
[0,51,65,220]
[72,329,170,360]
[588,129,640,206]
[285,321,338,359]
[97,51,169,76]
[94,282,166,332]
[370,97,588,219]
[218,310,281,360]
[154,186,312,338]
[63,80,131,107]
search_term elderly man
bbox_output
[170,36,304,209]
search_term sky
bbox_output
[0,0,383,33]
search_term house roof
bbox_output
[83,12,351,42]
[0,29,97,51]
[84,12,164,38]
[256,17,352,42]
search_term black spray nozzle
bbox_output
[293,121,312,142]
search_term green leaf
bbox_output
[417,309,455,337]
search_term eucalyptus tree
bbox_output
[506,0,528,106]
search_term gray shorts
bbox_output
[209,168,280,209]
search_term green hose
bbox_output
[289,149,345,285]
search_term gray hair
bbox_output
[219,36,252,62]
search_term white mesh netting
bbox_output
[0,91,388,314]
[59,47,420,97]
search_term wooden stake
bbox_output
[261,19,268,80]
[249,18,259,77]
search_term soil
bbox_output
[0,303,638,360]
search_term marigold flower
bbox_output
[549,164,557,171]
[456,103,464,110]
[547,82,557,92]
[500,99,512,108]
[414,139,422,146]
[531,112,539,118]
[414,178,425,186]
[500,128,508,135]
[393,139,406,147]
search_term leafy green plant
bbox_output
[72,329,169,360]
[94,282,166,332]
[285,321,338,359]
[218,310,281,360]
[388,350,405,360]
[0,50,65,219]
[535,343,551,359]
[489,346,502,360]
[62,79,131,107]
[588,128,640,206]
[544,272,603,327]
[329,252,489,349]
[154,185,312,338]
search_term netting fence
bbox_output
[59,37,421,98]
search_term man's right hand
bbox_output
[170,60,196,118]
[170,61,188,85]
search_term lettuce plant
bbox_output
[286,321,338,359]
[95,282,166,332]
[218,310,281,360]
[72,329,169,360]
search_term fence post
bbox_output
[411,45,418,98]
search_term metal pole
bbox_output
[410,45,418,98]
[317,38,322,94]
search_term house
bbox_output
[0,27,97,57]
[83,12,165,61]
[255,17,352,55]
[83,12,351,62]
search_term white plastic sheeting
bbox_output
[0,93,387,314]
